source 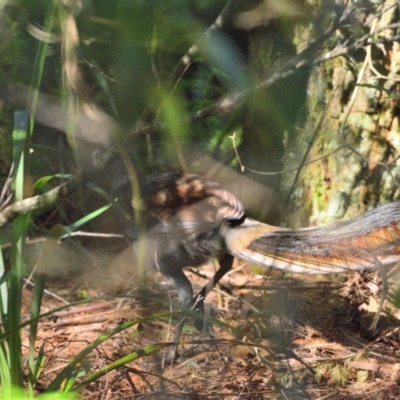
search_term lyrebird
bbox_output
[124,171,400,358]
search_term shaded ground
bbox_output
[21,253,400,399]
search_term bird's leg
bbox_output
[157,264,197,364]
[159,254,235,363]
[193,253,234,332]
[196,252,234,304]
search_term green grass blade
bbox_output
[0,340,12,397]
[11,111,28,199]
[28,273,46,394]
[31,342,47,385]
[72,342,167,392]
[0,246,8,322]
[28,0,56,123]
[28,225,64,392]
[33,174,74,191]
[61,203,112,236]
[8,110,30,388]
[45,311,176,392]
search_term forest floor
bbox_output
[21,253,400,400]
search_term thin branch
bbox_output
[59,231,124,239]
[0,182,74,229]
[229,131,345,176]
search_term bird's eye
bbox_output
[227,215,246,227]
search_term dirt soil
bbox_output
[21,255,400,400]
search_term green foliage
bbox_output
[76,290,89,300]
[330,363,350,386]
[314,361,349,385]
[314,359,374,386]
[33,174,74,191]
[1,386,76,400]
[0,2,145,395]
[0,13,30,85]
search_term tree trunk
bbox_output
[281,0,400,228]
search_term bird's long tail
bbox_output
[225,201,400,274]
[225,202,400,329]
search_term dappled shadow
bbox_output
[21,252,400,399]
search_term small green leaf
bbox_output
[60,203,112,237]
[76,290,89,300]
[33,174,73,190]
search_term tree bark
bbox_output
[282,0,400,228]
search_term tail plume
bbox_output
[226,201,400,274]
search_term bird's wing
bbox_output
[141,173,244,239]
